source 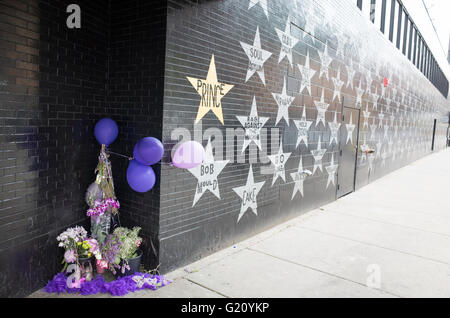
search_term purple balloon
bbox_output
[127,160,156,193]
[133,137,164,166]
[94,118,118,146]
[172,141,205,169]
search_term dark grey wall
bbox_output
[0,0,167,297]
[158,0,450,273]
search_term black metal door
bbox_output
[337,106,360,198]
[431,119,437,151]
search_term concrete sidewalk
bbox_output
[32,149,450,298]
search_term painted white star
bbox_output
[233,165,265,223]
[383,125,389,139]
[188,138,230,207]
[356,82,365,106]
[298,51,316,96]
[370,93,378,110]
[370,118,377,140]
[347,66,356,90]
[240,26,272,85]
[345,112,356,144]
[329,111,341,146]
[293,106,313,148]
[363,104,371,128]
[290,156,312,199]
[236,96,269,152]
[378,111,384,128]
[272,77,295,126]
[275,16,299,67]
[268,140,292,185]
[314,89,329,127]
[318,45,333,80]
[325,152,338,189]
[248,0,268,18]
[331,67,344,102]
[310,136,327,174]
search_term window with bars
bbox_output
[356,0,448,98]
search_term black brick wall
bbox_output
[0,0,166,297]
[158,0,450,272]
[107,0,167,270]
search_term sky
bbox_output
[402,0,450,75]
[422,0,450,58]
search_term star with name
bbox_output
[356,81,365,106]
[272,77,295,126]
[240,26,272,86]
[363,104,371,128]
[187,55,234,125]
[331,67,344,102]
[311,136,327,174]
[268,140,292,185]
[293,106,313,148]
[318,45,333,80]
[275,16,299,67]
[329,111,341,146]
[298,51,316,96]
[236,96,270,152]
[370,118,377,140]
[290,156,312,200]
[188,138,230,207]
[314,89,329,127]
[347,66,356,90]
[326,152,338,189]
[378,111,384,128]
[233,164,266,223]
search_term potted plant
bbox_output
[101,226,143,276]
[56,226,101,282]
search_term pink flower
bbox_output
[136,240,141,247]
[96,259,108,269]
[64,250,77,263]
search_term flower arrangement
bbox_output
[57,226,101,272]
[86,198,120,217]
[101,227,142,275]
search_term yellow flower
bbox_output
[77,242,82,246]
[88,253,92,257]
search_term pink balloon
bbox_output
[172,141,205,169]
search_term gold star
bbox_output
[187,55,234,125]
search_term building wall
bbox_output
[0,0,167,297]
[0,0,109,297]
[159,0,450,272]
[107,0,167,270]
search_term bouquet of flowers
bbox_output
[101,227,142,275]
[57,226,100,272]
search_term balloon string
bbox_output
[108,150,134,161]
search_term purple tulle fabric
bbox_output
[44,272,170,296]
